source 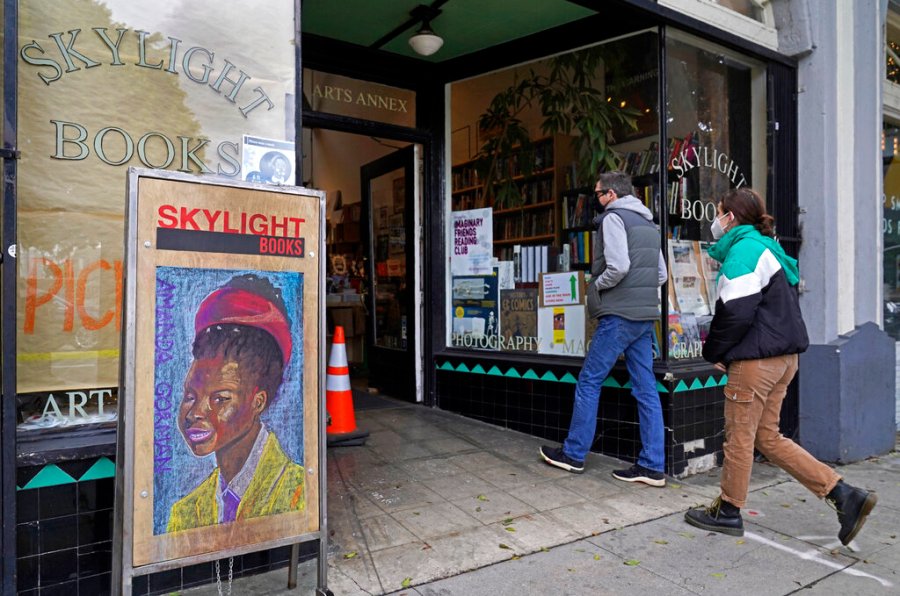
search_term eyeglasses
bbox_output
[595,188,612,196]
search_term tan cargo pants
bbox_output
[720,354,841,508]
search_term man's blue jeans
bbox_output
[562,315,665,472]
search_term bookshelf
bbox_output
[559,187,594,270]
[328,202,362,255]
[451,134,574,259]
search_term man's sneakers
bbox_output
[826,479,878,546]
[684,496,744,536]
[611,463,666,487]
[539,451,666,484]
[539,445,584,474]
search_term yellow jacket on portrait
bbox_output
[167,432,305,533]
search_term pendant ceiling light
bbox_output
[408,19,444,56]
[370,2,447,58]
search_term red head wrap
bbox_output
[194,287,292,366]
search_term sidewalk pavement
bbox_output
[183,399,899,596]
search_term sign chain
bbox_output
[215,557,234,596]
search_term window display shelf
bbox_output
[494,234,555,246]
[493,200,555,216]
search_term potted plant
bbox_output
[475,45,642,209]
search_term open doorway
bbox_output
[303,128,423,402]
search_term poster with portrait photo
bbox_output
[242,135,296,185]
[116,170,324,582]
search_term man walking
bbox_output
[541,170,667,486]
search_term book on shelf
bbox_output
[495,261,515,290]
[618,141,660,177]
[667,175,688,218]
[522,244,531,284]
[562,192,594,229]
[451,163,480,191]
[512,244,557,284]
[667,132,698,172]
[512,245,522,284]
[567,230,596,266]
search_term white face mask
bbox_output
[710,212,732,240]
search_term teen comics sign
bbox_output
[119,169,322,569]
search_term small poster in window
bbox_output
[450,274,499,350]
[496,262,515,290]
[668,240,710,316]
[451,208,493,276]
[539,271,584,307]
[537,305,586,356]
[242,135,296,185]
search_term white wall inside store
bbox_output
[309,128,411,207]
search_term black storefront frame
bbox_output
[1,0,800,592]
[2,0,18,592]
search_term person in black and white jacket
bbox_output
[684,188,876,547]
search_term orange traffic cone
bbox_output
[326,326,369,447]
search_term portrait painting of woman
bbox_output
[153,269,306,534]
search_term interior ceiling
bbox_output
[302,0,597,62]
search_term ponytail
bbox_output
[755,213,775,237]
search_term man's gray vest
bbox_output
[586,207,660,321]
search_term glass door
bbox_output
[361,145,418,401]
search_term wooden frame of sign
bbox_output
[112,169,329,595]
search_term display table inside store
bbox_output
[326,298,366,365]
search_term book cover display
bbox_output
[668,312,702,359]
[537,305,586,356]
[499,288,538,352]
[450,273,500,350]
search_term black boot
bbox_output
[826,480,877,546]
[684,496,744,536]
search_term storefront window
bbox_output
[664,31,767,361]
[888,11,900,85]
[883,123,900,341]
[448,31,659,358]
[16,0,295,432]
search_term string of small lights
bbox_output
[888,40,900,83]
